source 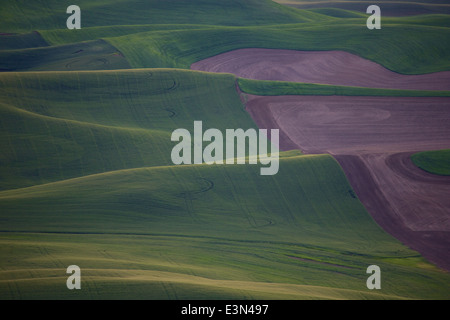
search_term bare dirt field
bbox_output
[191,48,450,90]
[245,95,450,155]
[247,94,450,271]
[192,50,450,270]
[336,153,450,271]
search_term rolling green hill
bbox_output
[1,154,448,299]
[0,69,254,190]
[0,19,443,74]
[1,69,449,300]
[2,12,436,74]
[0,39,131,72]
[107,22,450,74]
[0,0,328,33]
[2,1,450,74]
[1,1,450,300]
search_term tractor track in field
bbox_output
[191,48,450,271]
[164,108,177,118]
[176,178,214,223]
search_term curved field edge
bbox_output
[1,154,449,299]
[237,78,450,97]
[2,10,450,74]
[411,149,450,176]
[37,14,450,47]
[31,20,450,74]
[0,266,409,300]
[0,69,255,190]
[103,23,450,74]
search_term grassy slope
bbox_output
[1,148,448,299]
[1,2,450,74]
[1,1,450,300]
[0,32,49,50]
[411,150,450,176]
[1,69,449,300]
[237,78,450,97]
[6,20,448,74]
[93,21,450,74]
[0,69,253,190]
[0,0,327,33]
[0,0,327,71]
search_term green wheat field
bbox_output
[1,0,449,299]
